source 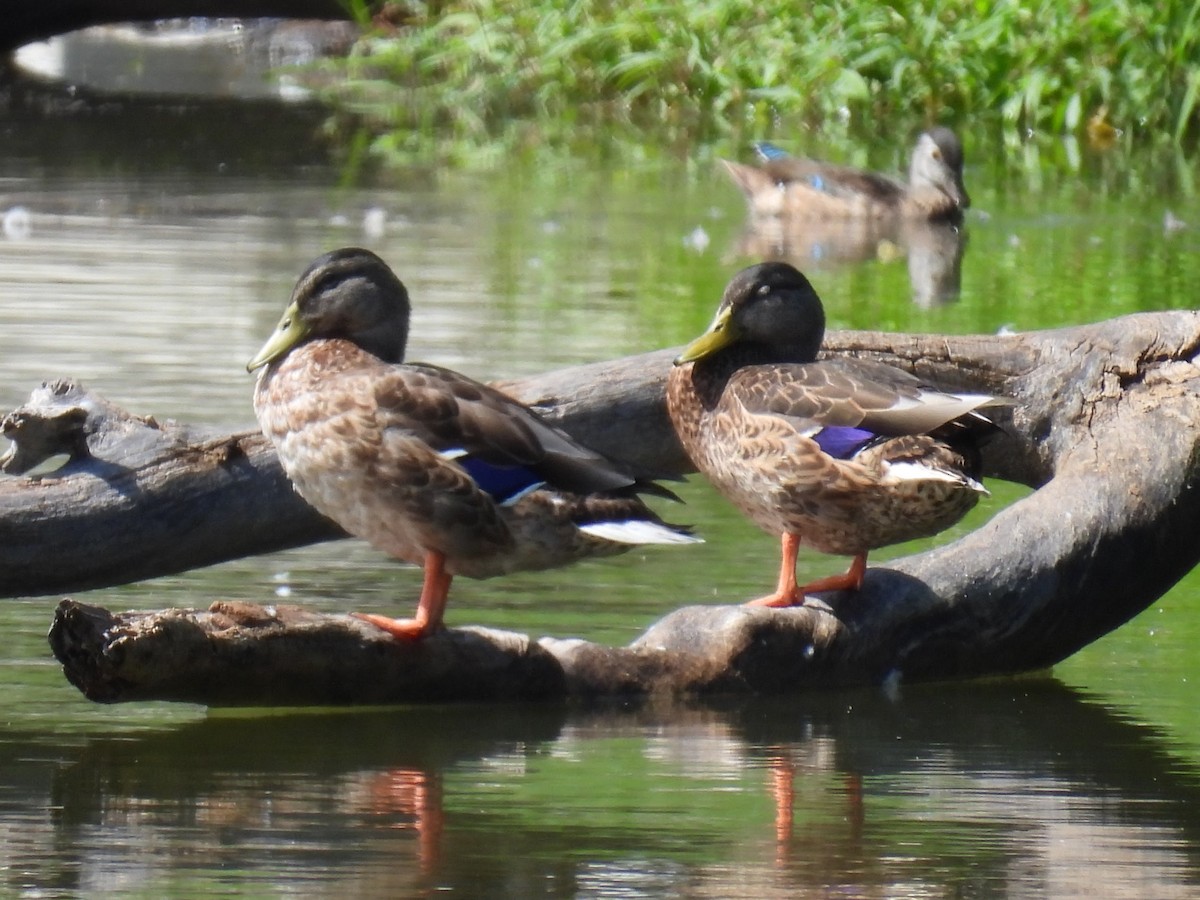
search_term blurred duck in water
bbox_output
[722,128,970,222]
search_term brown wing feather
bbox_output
[727,357,994,436]
[759,159,906,203]
[371,362,638,494]
[722,158,906,204]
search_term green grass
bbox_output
[317,0,1200,166]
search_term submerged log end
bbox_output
[49,599,124,702]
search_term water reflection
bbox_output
[731,216,968,307]
[1,681,1197,896]
[732,683,1200,895]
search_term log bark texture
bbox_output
[13,311,1200,701]
[1,380,344,593]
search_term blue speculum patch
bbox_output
[458,456,545,503]
[811,426,879,460]
[753,141,790,161]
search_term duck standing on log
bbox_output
[248,247,699,640]
[667,262,1000,609]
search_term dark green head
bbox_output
[248,247,411,371]
[674,262,826,367]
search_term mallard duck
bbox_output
[667,262,999,608]
[722,128,970,222]
[248,247,700,639]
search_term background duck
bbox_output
[248,247,699,640]
[667,261,1000,608]
[722,128,970,222]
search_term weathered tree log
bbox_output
[48,599,736,704]
[1,380,344,593]
[16,311,1200,701]
[1,1,351,54]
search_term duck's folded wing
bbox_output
[731,358,999,437]
[372,363,638,495]
[762,159,906,202]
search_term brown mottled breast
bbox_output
[253,339,516,568]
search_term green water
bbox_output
[3,78,1200,895]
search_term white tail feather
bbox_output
[580,520,703,545]
[885,461,988,494]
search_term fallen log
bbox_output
[48,599,736,704]
[14,310,1200,700]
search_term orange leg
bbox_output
[354,549,452,639]
[746,535,867,608]
[747,533,803,607]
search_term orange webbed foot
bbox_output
[746,590,804,609]
[353,549,451,640]
[745,591,834,613]
[744,549,867,612]
[353,612,437,640]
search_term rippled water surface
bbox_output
[3,44,1200,898]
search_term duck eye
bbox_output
[757,283,772,297]
[931,148,942,160]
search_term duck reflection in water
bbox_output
[29,683,1200,896]
[352,768,444,877]
[732,215,967,307]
